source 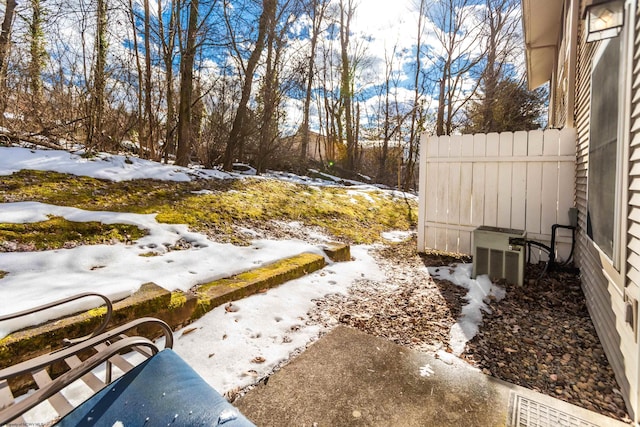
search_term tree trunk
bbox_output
[29,0,45,108]
[159,0,177,163]
[87,0,108,151]
[340,0,355,171]
[436,75,446,136]
[143,0,155,159]
[129,0,144,157]
[258,24,276,174]
[478,0,519,133]
[0,0,18,121]
[377,51,392,182]
[481,3,499,133]
[175,0,199,166]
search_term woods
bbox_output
[0,0,543,189]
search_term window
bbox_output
[587,35,621,261]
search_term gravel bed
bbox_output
[308,238,632,423]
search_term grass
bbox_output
[0,169,418,249]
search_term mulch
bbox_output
[462,263,630,422]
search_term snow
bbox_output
[0,146,497,421]
[0,146,230,182]
[381,230,413,242]
[0,201,326,336]
[172,244,383,393]
[419,364,435,377]
[428,264,505,356]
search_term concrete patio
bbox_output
[236,326,628,427]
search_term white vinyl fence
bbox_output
[417,128,577,261]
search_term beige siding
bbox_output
[572,1,639,419]
[627,3,640,419]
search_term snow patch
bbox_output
[428,263,505,356]
[381,230,414,242]
[419,364,435,377]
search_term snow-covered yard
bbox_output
[0,146,506,423]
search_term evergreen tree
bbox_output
[463,78,547,133]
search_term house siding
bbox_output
[572,0,638,418]
[628,2,640,417]
[551,9,570,128]
[629,3,640,296]
[551,63,567,127]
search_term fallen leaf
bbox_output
[225,303,239,313]
[181,327,198,337]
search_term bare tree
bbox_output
[374,44,398,182]
[403,0,430,190]
[175,0,200,166]
[299,0,328,162]
[128,0,144,155]
[28,0,46,109]
[339,0,356,170]
[429,0,484,136]
[86,0,108,151]
[222,0,277,171]
[256,0,296,173]
[158,0,178,162]
[317,23,340,164]
[142,0,155,159]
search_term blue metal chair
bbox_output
[0,293,255,426]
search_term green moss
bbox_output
[86,306,108,318]
[0,169,417,247]
[169,292,187,309]
[155,179,417,244]
[192,253,326,321]
[0,170,215,214]
[0,216,147,251]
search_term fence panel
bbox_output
[417,129,577,262]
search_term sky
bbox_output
[0,146,505,424]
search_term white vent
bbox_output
[472,226,526,286]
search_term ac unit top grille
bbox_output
[475,225,526,236]
[473,226,526,286]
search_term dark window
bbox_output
[587,36,621,260]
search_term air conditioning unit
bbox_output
[472,226,526,286]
